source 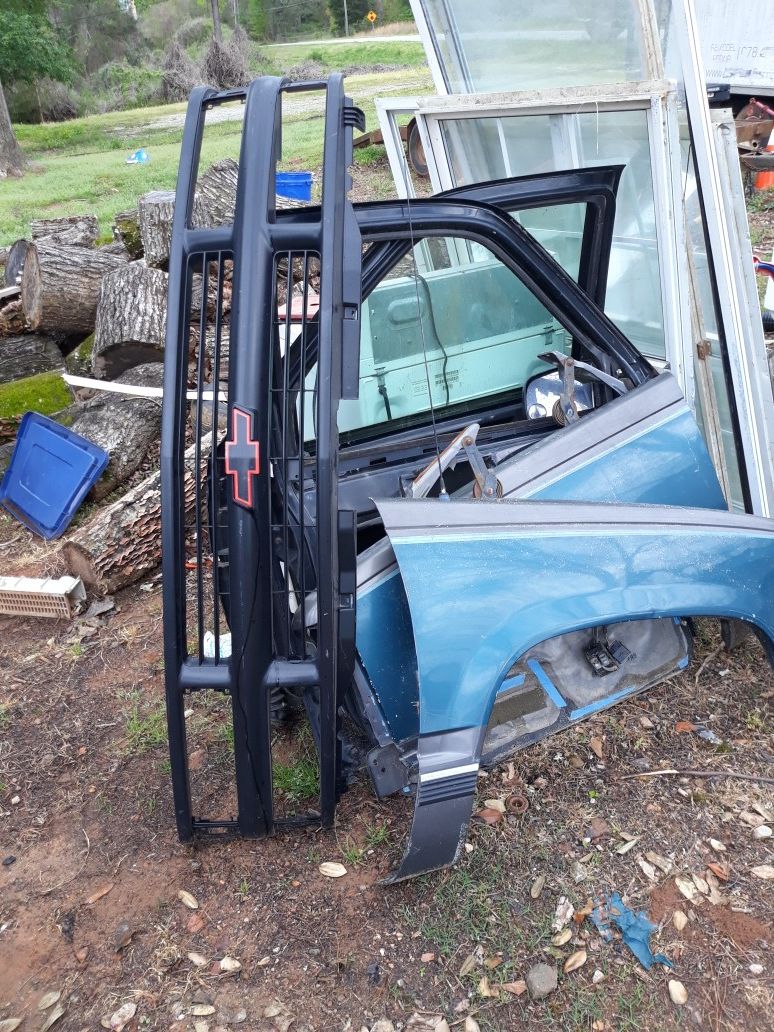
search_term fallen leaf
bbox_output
[530,874,546,899]
[187,913,205,934]
[668,979,688,1006]
[673,910,688,931]
[434,1021,450,1032]
[552,897,575,931]
[691,873,710,895]
[0,1021,23,1032]
[639,715,655,729]
[674,721,697,733]
[588,817,610,841]
[478,975,499,998]
[319,862,347,878]
[644,851,673,875]
[220,955,242,972]
[564,949,587,973]
[178,889,199,909]
[190,1004,216,1016]
[589,736,604,760]
[257,955,271,966]
[501,979,527,996]
[484,954,503,969]
[41,1005,66,1032]
[751,801,773,821]
[74,946,88,964]
[616,838,639,855]
[637,857,657,881]
[708,838,727,852]
[574,899,594,921]
[103,1002,136,1032]
[551,928,572,946]
[707,861,730,882]
[459,949,482,977]
[38,991,62,1011]
[187,952,208,967]
[675,875,698,901]
[483,798,506,813]
[740,811,765,828]
[464,1018,481,1032]
[474,807,504,825]
[421,952,436,963]
[86,883,113,905]
[750,864,774,880]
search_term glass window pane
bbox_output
[336,236,570,439]
[419,0,647,92]
[438,109,665,356]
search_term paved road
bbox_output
[264,34,421,47]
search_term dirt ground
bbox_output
[1,498,773,1032]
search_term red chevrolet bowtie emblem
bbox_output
[224,407,260,508]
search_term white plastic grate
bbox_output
[0,575,86,619]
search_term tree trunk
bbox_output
[113,208,143,259]
[61,435,210,593]
[20,241,127,336]
[5,239,30,287]
[92,264,168,378]
[67,363,164,501]
[31,214,99,248]
[0,334,64,384]
[210,0,223,41]
[0,78,26,178]
[138,190,175,268]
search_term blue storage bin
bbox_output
[0,413,109,540]
[276,171,313,202]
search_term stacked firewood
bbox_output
[0,158,307,593]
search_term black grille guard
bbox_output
[160,76,364,839]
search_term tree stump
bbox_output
[67,363,164,501]
[61,435,210,593]
[0,334,64,384]
[92,264,168,378]
[113,208,143,259]
[20,241,127,336]
[31,214,99,248]
[5,239,29,287]
[138,190,175,267]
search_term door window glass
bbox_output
[334,235,571,440]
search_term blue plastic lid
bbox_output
[0,412,109,539]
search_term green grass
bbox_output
[0,371,73,420]
[0,705,9,732]
[273,755,319,800]
[3,66,430,246]
[260,39,426,71]
[125,701,168,754]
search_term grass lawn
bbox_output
[2,64,431,247]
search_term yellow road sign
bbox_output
[367,10,378,23]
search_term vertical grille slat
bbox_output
[194,252,210,664]
[210,252,224,664]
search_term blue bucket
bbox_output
[0,413,109,539]
[276,171,313,202]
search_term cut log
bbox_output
[21,241,127,336]
[61,435,210,593]
[193,157,238,226]
[67,363,164,500]
[31,214,99,248]
[92,264,168,378]
[113,208,143,259]
[5,239,29,287]
[0,334,64,384]
[98,241,132,261]
[138,190,175,267]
